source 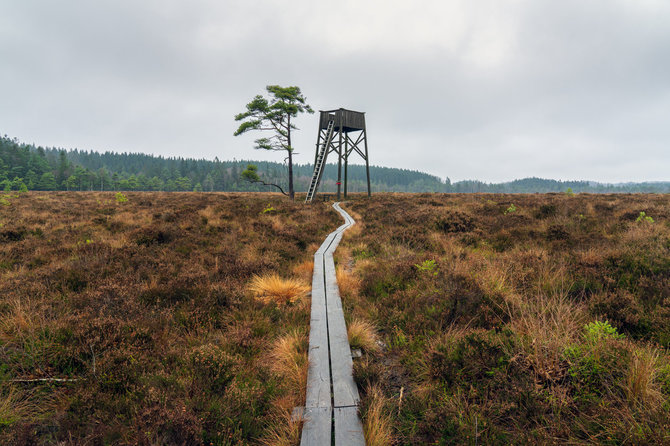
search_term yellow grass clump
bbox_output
[625,347,663,410]
[260,409,302,446]
[348,319,380,353]
[362,385,393,446]
[261,330,308,445]
[249,274,310,306]
[0,385,40,426]
[336,266,362,300]
[270,330,309,397]
[198,205,222,226]
[0,297,45,342]
[292,260,314,283]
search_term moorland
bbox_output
[0,191,339,445]
[1,191,669,445]
[338,193,670,444]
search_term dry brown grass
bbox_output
[292,259,314,283]
[270,329,309,400]
[625,346,664,410]
[198,205,222,226]
[0,297,55,355]
[362,385,393,446]
[0,297,36,340]
[341,206,363,239]
[509,290,587,382]
[348,318,380,354]
[336,266,362,300]
[0,385,40,425]
[260,409,302,446]
[263,331,309,445]
[249,274,310,306]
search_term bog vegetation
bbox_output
[337,193,670,444]
[0,191,339,444]
[2,190,669,445]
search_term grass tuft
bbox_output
[249,274,310,306]
[260,409,302,446]
[336,266,362,300]
[292,260,314,283]
[625,346,663,410]
[362,385,393,446]
[509,290,586,382]
[270,329,309,401]
[0,385,41,427]
[348,319,380,354]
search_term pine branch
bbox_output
[246,178,288,196]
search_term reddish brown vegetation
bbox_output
[0,192,339,445]
[340,193,670,444]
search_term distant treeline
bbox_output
[1,134,668,193]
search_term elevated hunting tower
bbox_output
[305,108,371,202]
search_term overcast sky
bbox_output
[1,0,669,182]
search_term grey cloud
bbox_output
[1,0,668,182]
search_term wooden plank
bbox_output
[305,254,331,409]
[326,205,360,408]
[331,232,344,248]
[333,203,354,227]
[324,253,360,408]
[300,407,332,446]
[334,406,365,446]
[316,232,337,254]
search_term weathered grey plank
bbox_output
[316,228,340,253]
[300,407,332,446]
[324,250,359,407]
[305,254,331,409]
[334,406,365,446]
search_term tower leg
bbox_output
[344,135,349,199]
[337,124,343,200]
[363,130,371,197]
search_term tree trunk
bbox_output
[287,115,294,200]
[287,150,294,200]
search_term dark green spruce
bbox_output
[1,134,669,193]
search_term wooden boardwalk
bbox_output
[301,202,365,446]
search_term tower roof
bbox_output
[319,108,366,133]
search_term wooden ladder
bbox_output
[305,119,335,203]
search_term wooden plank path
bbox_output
[301,202,365,446]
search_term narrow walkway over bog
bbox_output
[300,202,365,446]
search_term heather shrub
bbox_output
[535,203,558,219]
[435,210,474,233]
[132,224,177,246]
[191,343,235,393]
[342,193,670,443]
[0,192,340,443]
[428,330,516,386]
